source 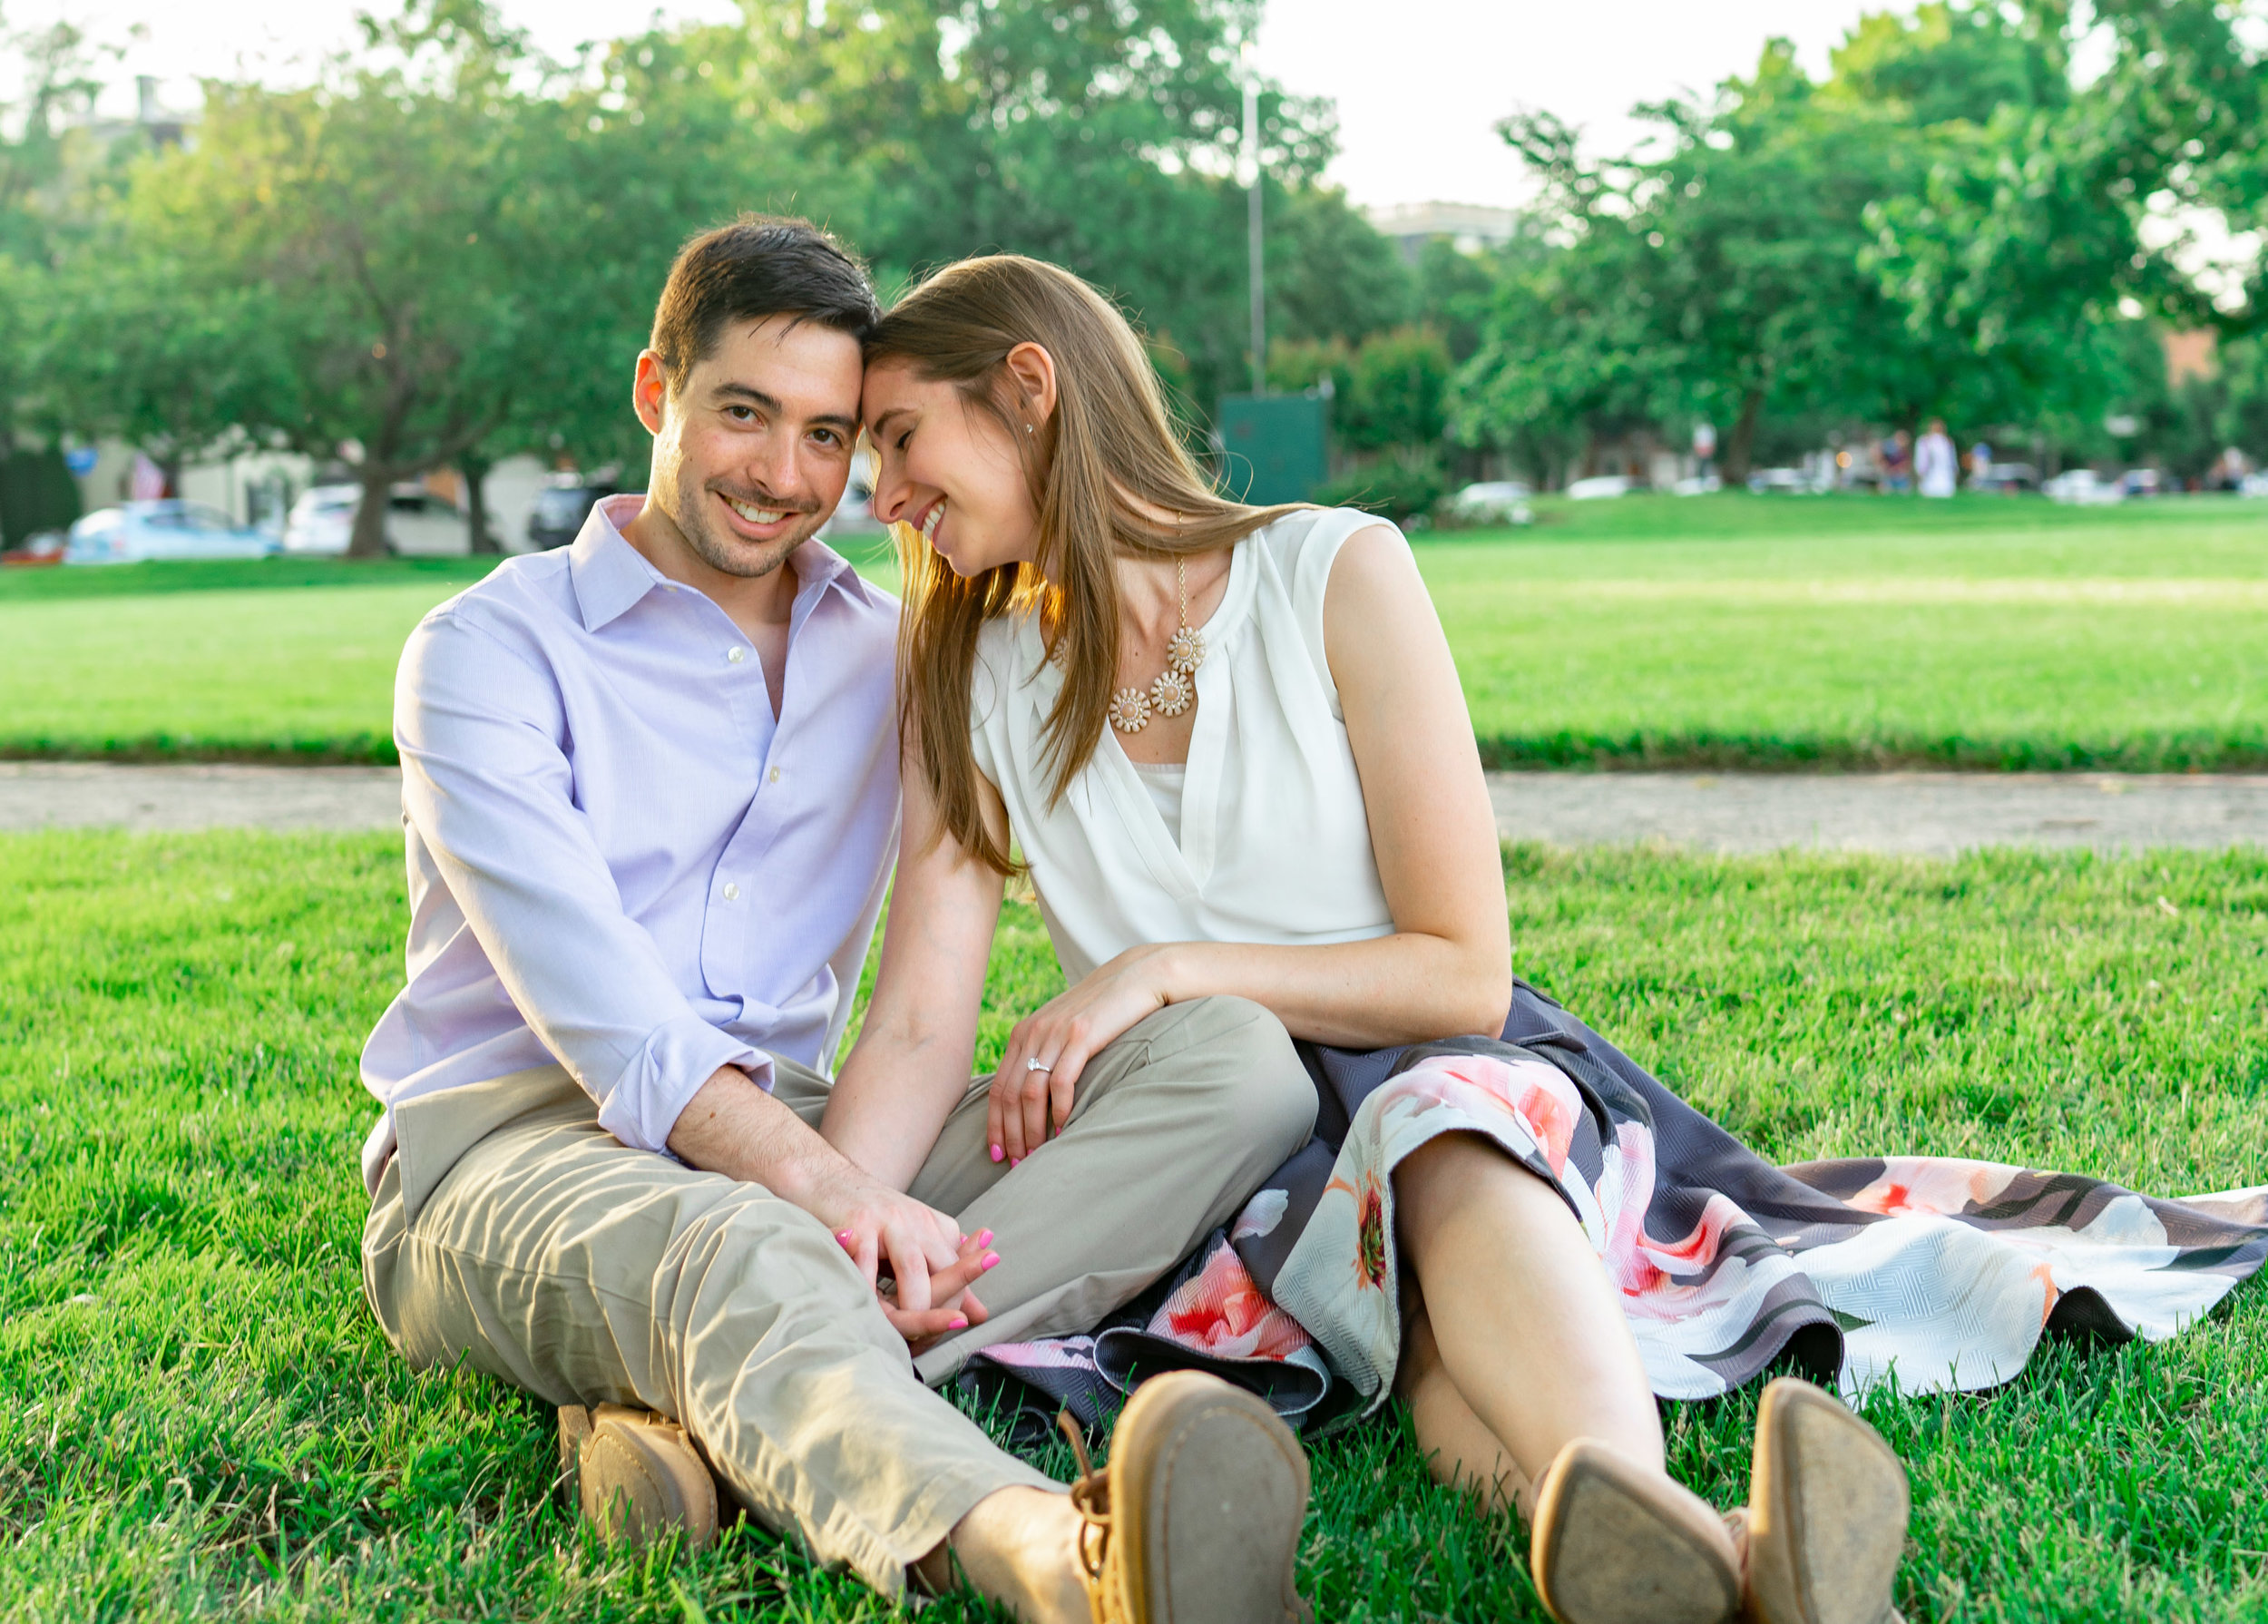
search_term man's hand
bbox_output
[669,1064,999,1346]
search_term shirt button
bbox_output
[727,646,747,663]
[721,882,740,901]
[767,766,782,784]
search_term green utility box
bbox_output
[1217,392,1329,504]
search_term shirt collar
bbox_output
[567,494,666,632]
[569,494,888,632]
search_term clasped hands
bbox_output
[807,1169,1000,1351]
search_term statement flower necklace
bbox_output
[1108,558,1207,734]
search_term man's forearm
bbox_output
[667,1065,841,1202]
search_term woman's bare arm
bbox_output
[821,740,1012,1190]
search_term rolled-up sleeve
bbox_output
[395,609,767,1151]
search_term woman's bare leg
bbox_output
[1392,1132,1667,1492]
[1395,1299,1535,1515]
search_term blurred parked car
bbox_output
[528,475,617,550]
[1446,481,1534,524]
[1745,466,1827,494]
[1969,462,2038,494]
[2043,469,2124,505]
[1,529,68,567]
[286,483,466,555]
[65,501,279,564]
[1566,475,1632,500]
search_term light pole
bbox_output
[1243,54,1266,396]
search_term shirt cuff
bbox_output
[596,1013,772,1155]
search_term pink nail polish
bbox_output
[990,1144,1004,1163]
[1010,1157,1022,1168]
[947,1315,969,1330]
[976,1229,994,1247]
[982,1252,1000,1270]
[836,1230,855,1246]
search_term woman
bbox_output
[822,256,2266,1624]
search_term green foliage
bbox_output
[4,830,2266,1619]
[1458,15,2081,483]
[1311,445,1452,523]
[0,441,80,546]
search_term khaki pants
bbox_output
[361,995,1315,1594]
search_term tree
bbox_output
[121,5,551,555]
[1455,11,2090,483]
[724,0,1352,416]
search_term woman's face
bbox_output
[862,359,1041,577]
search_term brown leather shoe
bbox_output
[1530,1438,1741,1624]
[563,1402,719,1551]
[1062,1372,1311,1623]
[1743,1379,1909,1624]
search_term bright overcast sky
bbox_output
[40,0,1878,209]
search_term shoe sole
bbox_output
[1748,1379,1910,1624]
[577,1408,719,1551]
[1111,1371,1310,1624]
[1531,1440,1740,1624]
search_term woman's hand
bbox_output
[991,944,1178,1164]
[801,1160,1001,1345]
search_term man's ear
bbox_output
[632,351,669,436]
[1002,342,1059,430]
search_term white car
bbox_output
[1565,475,1632,500]
[1446,481,1534,525]
[64,501,279,564]
[286,483,467,555]
[2042,469,2125,505]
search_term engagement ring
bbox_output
[1026,1058,1052,1072]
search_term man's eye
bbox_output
[813,429,841,447]
[728,406,757,423]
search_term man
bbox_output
[1916,417,1958,499]
[357,216,1316,1623]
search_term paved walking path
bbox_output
[1488,770,2268,856]
[5,761,2267,855]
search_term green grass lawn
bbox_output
[4,831,2263,1620]
[2,494,2265,767]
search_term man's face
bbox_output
[633,315,864,580]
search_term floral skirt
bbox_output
[969,981,2268,1432]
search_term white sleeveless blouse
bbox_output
[969,508,1395,983]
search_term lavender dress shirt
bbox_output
[358,494,901,1194]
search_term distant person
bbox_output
[1969,437,1993,482]
[1879,427,1911,493]
[357,215,1317,1623]
[1916,418,1958,498]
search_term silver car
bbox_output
[64,501,279,564]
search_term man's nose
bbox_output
[743,432,804,499]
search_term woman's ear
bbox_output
[1002,342,1059,430]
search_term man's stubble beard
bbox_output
[671,463,831,582]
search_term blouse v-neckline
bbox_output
[1059,541,1257,897]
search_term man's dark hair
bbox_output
[649,214,881,392]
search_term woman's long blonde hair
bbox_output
[867,255,1307,876]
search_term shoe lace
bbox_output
[1060,1410,1111,1605]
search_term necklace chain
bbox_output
[1109,558,1207,734]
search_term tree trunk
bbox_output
[1721,386,1766,484]
[460,454,499,554]
[346,470,392,559]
